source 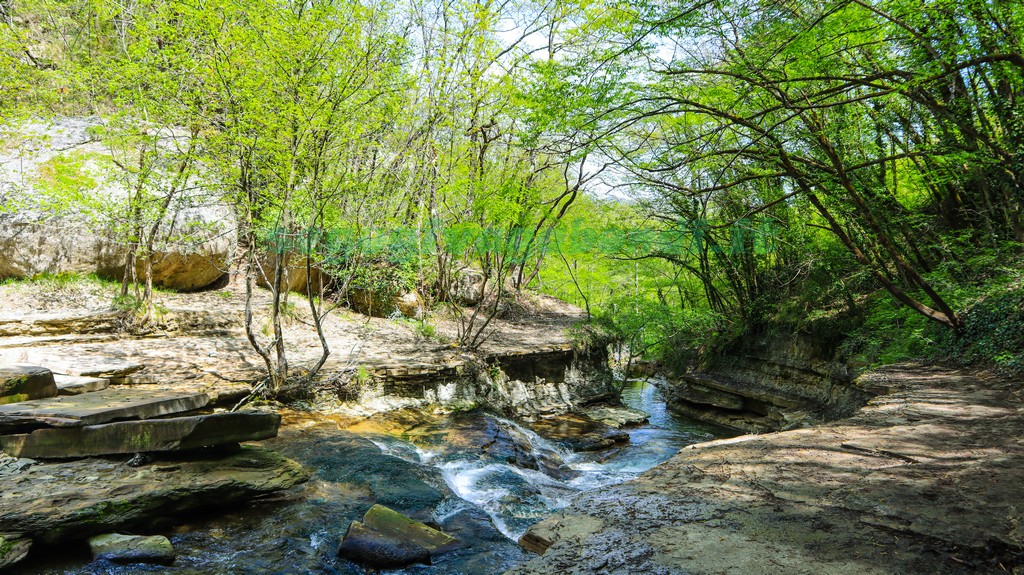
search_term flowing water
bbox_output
[20,379,725,575]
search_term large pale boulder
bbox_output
[0,117,236,291]
[348,287,425,319]
[450,267,485,306]
[256,250,330,295]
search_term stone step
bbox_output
[48,360,145,379]
[108,374,160,385]
[0,365,57,406]
[0,411,281,458]
[0,388,209,429]
[54,374,110,396]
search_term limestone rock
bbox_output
[338,520,430,569]
[0,411,281,459]
[0,446,309,543]
[675,379,745,410]
[581,404,648,428]
[0,118,235,291]
[0,388,209,429]
[517,513,604,556]
[338,504,460,569]
[46,359,144,378]
[529,413,629,452]
[0,365,56,406]
[450,267,485,306]
[54,374,109,396]
[349,288,425,319]
[256,250,330,295]
[0,533,32,570]
[88,533,174,565]
[395,291,425,320]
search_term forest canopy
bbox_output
[2,0,1022,379]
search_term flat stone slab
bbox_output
[0,411,281,458]
[0,446,309,543]
[54,374,110,396]
[48,360,144,378]
[0,365,57,405]
[0,388,209,428]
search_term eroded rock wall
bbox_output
[357,344,616,418]
[666,329,869,432]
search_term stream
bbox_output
[21,379,724,575]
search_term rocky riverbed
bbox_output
[10,380,722,574]
[510,365,1024,575]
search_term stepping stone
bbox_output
[0,411,281,458]
[0,388,209,428]
[54,375,110,396]
[88,533,174,565]
[0,365,57,406]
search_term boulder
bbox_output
[0,365,57,406]
[0,533,31,570]
[349,288,425,319]
[88,533,174,565]
[338,504,460,569]
[0,118,235,291]
[395,291,426,320]
[361,504,461,553]
[0,411,281,458]
[338,520,430,569]
[450,267,485,306]
[256,250,330,295]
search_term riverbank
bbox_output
[510,364,1024,574]
[0,275,612,417]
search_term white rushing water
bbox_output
[372,379,721,541]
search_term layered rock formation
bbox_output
[666,329,869,432]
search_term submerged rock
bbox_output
[529,413,629,452]
[88,533,174,565]
[581,404,648,428]
[0,364,56,406]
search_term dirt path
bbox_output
[508,365,1024,575]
